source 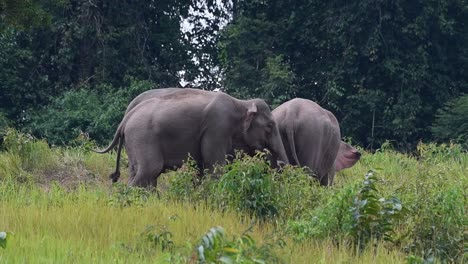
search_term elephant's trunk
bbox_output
[268,126,289,167]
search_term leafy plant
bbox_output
[165,157,200,202]
[274,165,322,220]
[408,187,465,263]
[195,226,284,264]
[432,94,468,149]
[24,80,155,146]
[108,182,151,208]
[2,129,58,174]
[287,183,357,241]
[213,152,280,219]
[141,225,174,252]
[349,170,406,249]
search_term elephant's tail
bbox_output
[93,128,121,154]
[287,122,301,166]
[93,119,127,182]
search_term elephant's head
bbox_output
[242,99,289,165]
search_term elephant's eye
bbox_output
[266,123,274,134]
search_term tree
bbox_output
[432,94,468,148]
[0,0,224,125]
[218,0,468,150]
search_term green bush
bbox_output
[194,226,284,264]
[141,225,174,252]
[288,170,408,249]
[2,129,58,174]
[0,112,11,147]
[274,165,322,220]
[406,183,465,262]
[432,94,468,148]
[287,183,357,241]
[0,152,30,182]
[165,157,200,203]
[108,182,152,208]
[349,170,406,249]
[24,79,155,145]
[211,152,280,219]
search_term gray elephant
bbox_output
[97,88,289,187]
[98,88,185,183]
[272,98,361,186]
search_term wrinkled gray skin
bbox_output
[98,88,184,182]
[272,98,361,186]
[125,88,183,114]
[97,88,289,187]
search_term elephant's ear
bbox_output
[243,103,258,132]
[334,142,361,171]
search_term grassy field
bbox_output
[0,130,466,263]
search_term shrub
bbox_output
[2,129,58,174]
[408,186,465,262]
[141,225,174,252]
[165,157,200,203]
[194,226,284,263]
[287,183,357,241]
[288,170,407,248]
[108,182,152,208]
[0,152,30,182]
[274,165,322,220]
[432,94,468,148]
[0,112,11,149]
[416,142,466,163]
[212,152,280,219]
[24,79,155,145]
[349,170,406,249]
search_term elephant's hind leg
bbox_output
[128,148,164,188]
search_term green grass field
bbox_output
[0,130,466,263]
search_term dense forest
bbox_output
[1,0,467,150]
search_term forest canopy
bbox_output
[1,0,467,150]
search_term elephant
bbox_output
[96,88,185,183]
[272,98,361,186]
[97,88,289,187]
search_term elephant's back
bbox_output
[125,88,183,113]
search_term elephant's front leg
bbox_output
[200,135,231,178]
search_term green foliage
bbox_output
[219,17,296,106]
[141,225,174,252]
[349,170,406,249]
[0,142,466,262]
[195,226,283,264]
[219,0,468,150]
[24,79,154,145]
[273,165,322,220]
[0,0,224,129]
[432,94,468,148]
[0,0,53,30]
[165,157,200,203]
[108,182,151,208]
[212,152,280,219]
[287,184,357,241]
[2,128,58,174]
[403,176,466,263]
[0,112,11,141]
[0,152,26,182]
[416,142,466,163]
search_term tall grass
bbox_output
[0,130,466,263]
